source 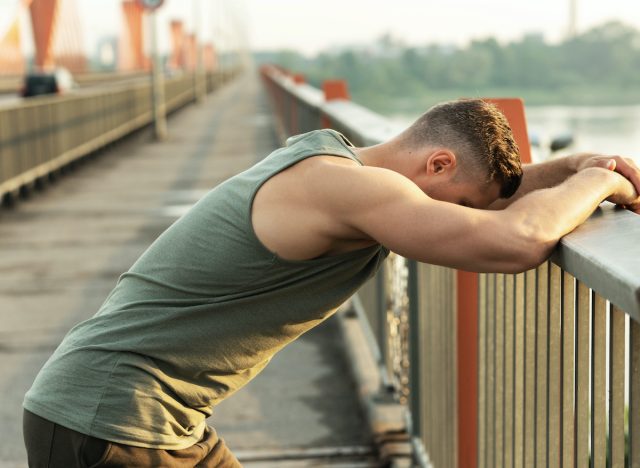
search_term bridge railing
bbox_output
[260,64,640,468]
[0,70,239,201]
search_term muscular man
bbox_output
[23,99,640,467]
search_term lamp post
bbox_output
[138,0,167,141]
[193,0,205,103]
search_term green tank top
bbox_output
[24,129,389,450]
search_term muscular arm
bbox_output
[488,155,581,209]
[318,164,636,273]
[489,153,640,210]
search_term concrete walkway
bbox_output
[0,71,379,467]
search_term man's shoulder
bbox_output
[298,157,424,223]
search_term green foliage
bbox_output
[255,21,640,112]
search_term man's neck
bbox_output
[352,140,416,180]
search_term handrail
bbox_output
[0,69,242,201]
[551,202,640,319]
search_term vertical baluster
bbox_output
[429,265,441,467]
[438,266,449,468]
[524,269,536,468]
[407,261,421,449]
[447,269,457,468]
[376,270,387,381]
[487,274,496,468]
[444,268,452,468]
[547,265,561,468]
[447,269,456,468]
[423,265,434,460]
[428,268,442,465]
[423,265,433,463]
[591,292,606,468]
[560,272,575,468]
[630,317,640,468]
[535,263,549,467]
[504,274,515,467]
[429,266,445,466]
[514,272,525,468]
[575,281,590,467]
[608,305,625,468]
[478,273,487,468]
[447,270,458,467]
[495,274,505,466]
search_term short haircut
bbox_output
[402,99,523,198]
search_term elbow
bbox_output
[506,219,559,273]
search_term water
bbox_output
[391,105,640,165]
[526,105,640,164]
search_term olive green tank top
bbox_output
[24,129,389,450]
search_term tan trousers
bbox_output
[23,409,242,467]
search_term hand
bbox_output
[604,168,640,213]
[576,154,640,213]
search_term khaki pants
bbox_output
[23,409,242,467]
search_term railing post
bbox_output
[457,270,479,468]
[289,74,305,135]
[376,269,390,388]
[408,260,422,438]
[321,79,350,128]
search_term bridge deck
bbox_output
[0,72,379,467]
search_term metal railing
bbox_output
[260,65,640,468]
[0,70,239,200]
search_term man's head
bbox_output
[399,99,523,208]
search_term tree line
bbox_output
[255,21,640,112]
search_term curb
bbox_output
[335,300,415,468]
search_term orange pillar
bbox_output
[119,0,145,71]
[456,270,479,466]
[169,20,185,70]
[185,33,197,71]
[322,79,350,100]
[203,43,217,71]
[456,97,531,468]
[321,79,349,129]
[53,0,86,73]
[29,0,60,70]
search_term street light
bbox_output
[137,0,167,141]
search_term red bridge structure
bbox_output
[0,0,218,75]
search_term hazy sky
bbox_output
[1,0,638,56]
[244,0,639,55]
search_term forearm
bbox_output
[504,167,617,264]
[489,153,587,209]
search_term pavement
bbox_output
[0,70,380,467]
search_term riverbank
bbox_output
[350,85,640,116]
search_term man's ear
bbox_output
[426,149,457,176]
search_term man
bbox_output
[23,99,640,467]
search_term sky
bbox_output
[244,0,640,55]
[0,0,638,57]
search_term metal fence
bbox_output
[0,70,236,200]
[260,64,640,468]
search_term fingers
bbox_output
[612,156,640,194]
